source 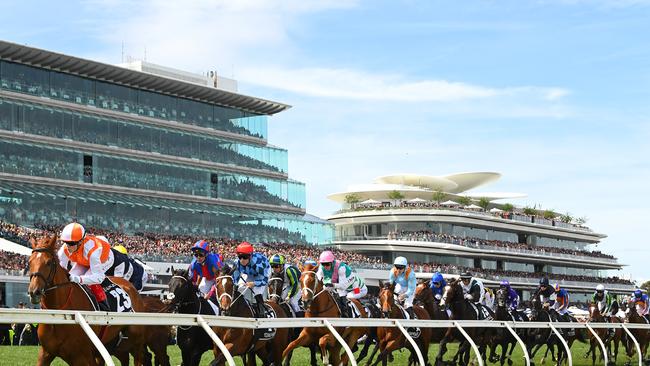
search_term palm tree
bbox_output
[478,197,490,211]
[559,212,573,223]
[576,216,588,226]
[502,203,514,212]
[387,190,405,207]
[543,209,556,220]
[431,188,446,207]
[522,206,536,216]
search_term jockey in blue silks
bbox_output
[188,240,223,298]
[429,272,447,301]
[499,280,522,320]
[388,256,417,319]
[232,241,270,318]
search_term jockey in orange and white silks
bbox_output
[57,223,146,309]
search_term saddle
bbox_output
[249,302,277,340]
[102,280,134,313]
[468,302,493,320]
[398,305,421,339]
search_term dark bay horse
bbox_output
[267,270,318,366]
[283,263,367,366]
[373,282,431,366]
[165,268,219,366]
[27,235,147,366]
[624,303,649,365]
[438,279,492,366]
[491,288,523,366]
[212,265,290,366]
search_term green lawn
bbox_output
[0,341,642,365]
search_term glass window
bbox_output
[95,81,138,113]
[0,140,81,181]
[0,61,49,96]
[50,71,94,105]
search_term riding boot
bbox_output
[338,295,349,317]
[98,300,110,312]
[254,294,266,318]
[406,306,415,320]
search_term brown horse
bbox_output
[373,282,431,366]
[624,302,649,364]
[282,263,367,366]
[27,234,147,366]
[587,303,608,366]
[211,266,290,366]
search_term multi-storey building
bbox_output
[327,172,632,301]
[0,40,332,245]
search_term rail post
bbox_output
[196,315,236,366]
[453,321,484,366]
[585,322,608,365]
[548,322,572,366]
[621,323,643,366]
[502,321,530,366]
[394,320,425,366]
[74,311,114,366]
[323,319,357,366]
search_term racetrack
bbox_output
[0,341,642,365]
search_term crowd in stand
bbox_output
[0,220,634,286]
[388,230,616,259]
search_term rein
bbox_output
[214,275,248,311]
[301,270,337,315]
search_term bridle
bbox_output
[301,270,328,301]
[29,247,73,293]
[214,275,247,312]
[268,276,287,303]
[167,275,201,310]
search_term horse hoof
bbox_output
[507,360,513,366]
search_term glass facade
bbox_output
[0,98,288,173]
[0,55,331,244]
[0,139,304,208]
[0,60,268,138]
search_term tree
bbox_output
[457,196,472,206]
[344,193,360,208]
[387,190,405,206]
[502,203,514,212]
[431,188,446,206]
[576,216,589,226]
[478,197,490,211]
[523,206,536,216]
[543,209,556,220]
[559,212,573,224]
[641,280,650,293]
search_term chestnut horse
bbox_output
[27,235,147,366]
[586,303,608,366]
[212,265,290,366]
[373,282,431,366]
[282,263,368,366]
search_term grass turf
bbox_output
[0,341,641,365]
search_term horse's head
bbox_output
[379,281,396,317]
[588,302,602,320]
[495,288,508,308]
[165,267,194,309]
[27,235,60,304]
[440,278,462,307]
[300,263,321,310]
[268,271,284,304]
[214,264,235,315]
[415,281,434,305]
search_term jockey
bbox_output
[232,242,270,318]
[631,289,649,318]
[388,256,417,320]
[499,280,522,320]
[108,243,148,292]
[429,272,447,301]
[459,272,484,304]
[592,284,619,318]
[552,284,571,322]
[269,254,302,315]
[188,240,223,299]
[316,250,367,318]
[534,277,556,307]
[57,223,144,311]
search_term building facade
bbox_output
[0,40,332,245]
[327,172,632,301]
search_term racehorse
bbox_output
[212,265,290,366]
[491,287,523,366]
[437,278,492,366]
[624,302,649,365]
[27,234,147,366]
[282,262,367,366]
[372,282,431,366]
[527,297,558,366]
[165,268,219,366]
[267,270,318,366]
[586,302,608,366]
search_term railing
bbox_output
[335,235,618,264]
[333,205,594,233]
[1,308,648,366]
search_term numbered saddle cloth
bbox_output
[398,305,421,339]
[254,303,277,340]
[102,280,134,313]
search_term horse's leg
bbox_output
[282,330,313,361]
[366,342,381,366]
[36,347,56,366]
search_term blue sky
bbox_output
[3,0,649,281]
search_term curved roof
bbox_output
[0,40,290,115]
[374,175,458,191]
[442,172,501,193]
